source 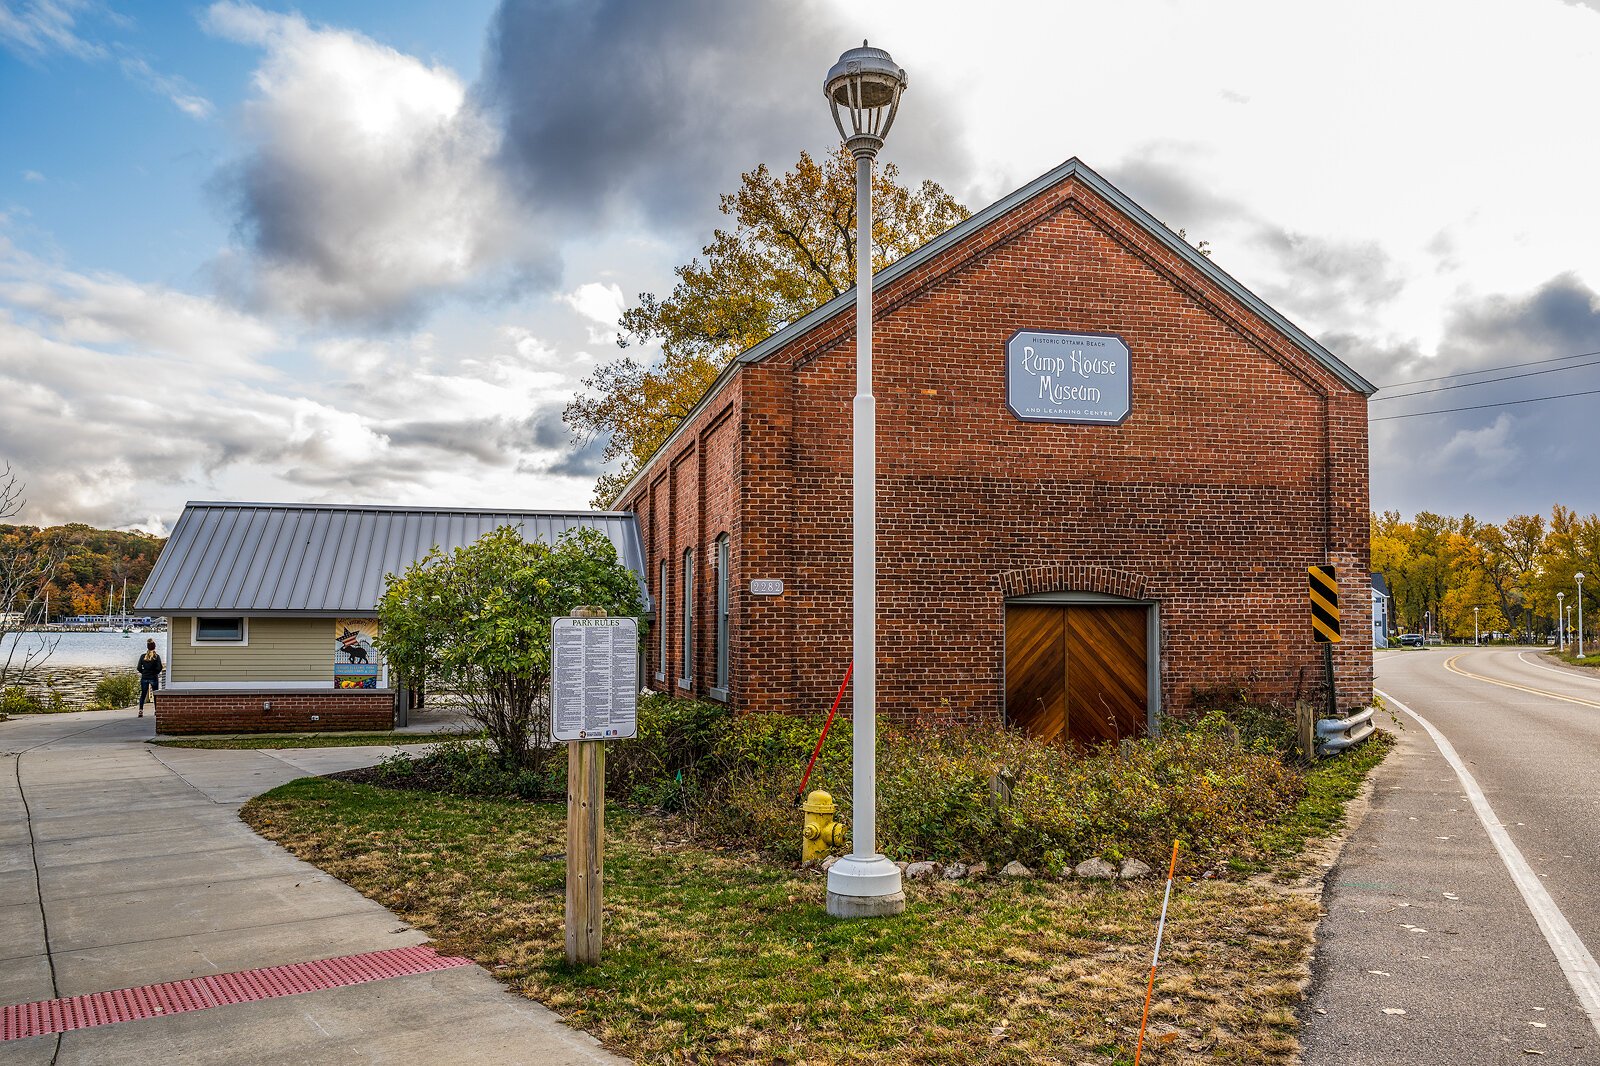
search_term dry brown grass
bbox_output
[244,780,1327,1065]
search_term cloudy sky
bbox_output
[1,0,1597,532]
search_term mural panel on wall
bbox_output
[334,619,382,688]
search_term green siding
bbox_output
[170,617,341,683]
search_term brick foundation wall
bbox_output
[621,166,1374,726]
[154,690,395,734]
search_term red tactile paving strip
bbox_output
[1,946,473,1041]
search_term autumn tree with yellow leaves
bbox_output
[564,146,969,504]
[1373,506,1600,642]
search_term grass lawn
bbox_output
[1548,648,1600,670]
[151,731,473,750]
[243,734,1393,1065]
[1247,731,1393,876]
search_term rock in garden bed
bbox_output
[1074,857,1117,880]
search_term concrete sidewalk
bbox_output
[1,709,625,1065]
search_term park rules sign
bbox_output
[1005,329,1131,425]
[551,616,639,741]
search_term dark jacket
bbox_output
[137,652,163,682]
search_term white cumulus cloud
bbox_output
[203,2,549,325]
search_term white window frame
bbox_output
[190,616,249,646]
[679,548,694,689]
[711,534,730,701]
[656,558,668,683]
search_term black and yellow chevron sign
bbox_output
[1308,564,1341,643]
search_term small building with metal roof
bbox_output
[135,502,647,734]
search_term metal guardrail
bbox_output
[1317,705,1376,756]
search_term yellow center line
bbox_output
[1443,654,1600,710]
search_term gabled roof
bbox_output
[136,502,650,615]
[611,157,1376,506]
[1372,572,1390,598]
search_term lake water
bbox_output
[4,632,170,706]
[13,631,170,669]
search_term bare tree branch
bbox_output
[0,465,70,689]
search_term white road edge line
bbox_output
[1519,650,1600,684]
[1377,687,1600,1036]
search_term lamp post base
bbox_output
[826,853,906,918]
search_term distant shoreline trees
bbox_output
[1372,507,1600,640]
[0,522,163,619]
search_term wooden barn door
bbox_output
[1004,606,1069,743]
[1005,604,1149,747]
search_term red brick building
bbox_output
[617,158,1374,745]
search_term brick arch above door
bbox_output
[998,565,1150,601]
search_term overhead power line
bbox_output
[1368,386,1600,422]
[1373,353,1600,401]
[1377,348,1600,390]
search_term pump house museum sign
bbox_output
[1005,329,1131,425]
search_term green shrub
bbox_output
[351,687,1315,875]
[712,708,854,796]
[606,694,734,810]
[696,714,1303,873]
[681,709,855,840]
[1187,684,1301,756]
[2,685,43,715]
[92,671,139,709]
[371,738,560,800]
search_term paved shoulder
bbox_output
[1304,652,1596,1064]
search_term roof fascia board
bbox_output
[608,156,1376,506]
[176,502,637,517]
[148,609,369,618]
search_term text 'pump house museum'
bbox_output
[620,158,1376,746]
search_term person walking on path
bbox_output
[136,638,163,718]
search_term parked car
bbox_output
[1398,633,1425,647]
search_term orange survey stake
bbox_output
[1134,840,1182,1066]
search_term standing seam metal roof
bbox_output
[135,503,650,615]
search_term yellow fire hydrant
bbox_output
[801,790,848,864]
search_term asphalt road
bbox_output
[1304,647,1600,1065]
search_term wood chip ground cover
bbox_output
[240,760,1382,1065]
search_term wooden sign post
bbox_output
[552,606,638,967]
[566,730,604,966]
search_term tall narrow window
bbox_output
[656,559,667,682]
[713,535,730,697]
[680,548,694,687]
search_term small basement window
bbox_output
[193,617,247,643]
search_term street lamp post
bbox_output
[1559,592,1566,651]
[823,41,908,920]
[1474,606,1479,646]
[1426,609,1431,643]
[1578,573,1587,658]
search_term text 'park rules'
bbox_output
[552,616,639,742]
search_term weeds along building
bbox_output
[134,503,647,734]
[617,158,1376,746]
